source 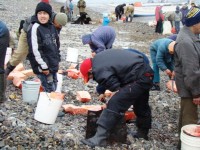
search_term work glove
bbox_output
[5,62,15,76]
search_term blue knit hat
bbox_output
[185,7,200,27]
[82,34,92,45]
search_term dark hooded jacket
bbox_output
[115,4,126,14]
[27,15,60,74]
[92,49,153,92]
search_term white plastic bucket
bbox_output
[66,47,78,63]
[55,73,63,93]
[181,124,200,150]
[22,81,40,104]
[4,47,12,65]
[162,21,172,35]
[34,92,63,124]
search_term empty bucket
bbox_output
[22,81,40,104]
[181,124,200,150]
[34,92,65,124]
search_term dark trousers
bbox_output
[107,75,153,129]
[0,32,9,74]
[37,73,58,93]
[155,20,163,33]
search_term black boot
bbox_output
[81,109,123,148]
[0,73,6,103]
[132,115,151,140]
[109,116,127,143]
[131,128,149,140]
[5,62,15,76]
[151,84,160,91]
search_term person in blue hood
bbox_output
[82,26,116,56]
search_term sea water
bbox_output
[53,0,186,22]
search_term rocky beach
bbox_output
[0,0,184,149]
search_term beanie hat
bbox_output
[80,58,92,83]
[55,13,68,26]
[185,7,200,27]
[35,2,52,17]
[82,34,92,45]
[41,0,49,3]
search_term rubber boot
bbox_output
[131,115,151,140]
[81,109,123,148]
[151,83,160,91]
[131,128,149,140]
[0,73,6,103]
[109,116,127,143]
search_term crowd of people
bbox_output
[0,0,200,150]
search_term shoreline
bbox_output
[0,0,180,149]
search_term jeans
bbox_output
[37,73,57,93]
[175,21,180,34]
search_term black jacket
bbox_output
[115,4,126,14]
[92,49,153,92]
[27,16,60,74]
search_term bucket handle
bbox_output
[45,92,51,101]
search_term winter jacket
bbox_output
[77,0,86,13]
[174,11,182,22]
[174,26,200,98]
[102,17,110,26]
[27,16,60,74]
[92,49,153,92]
[115,4,126,14]
[0,21,9,38]
[150,38,174,71]
[90,26,116,53]
[155,6,164,21]
[124,5,134,17]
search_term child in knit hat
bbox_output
[27,2,60,92]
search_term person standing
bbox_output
[0,21,9,103]
[115,3,126,21]
[155,6,164,34]
[5,12,67,76]
[69,0,74,21]
[82,26,116,56]
[77,0,86,16]
[149,38,176,91]
[173,6,182,34]
[180,3,189,26]
[174,7,200,149]
[80,49,154,147]
[27,2,60,92]
[102,13,110,26]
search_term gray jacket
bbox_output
[174,26,200,98]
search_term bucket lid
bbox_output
[22,81,41,85]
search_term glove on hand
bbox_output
[5,62,15,76]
